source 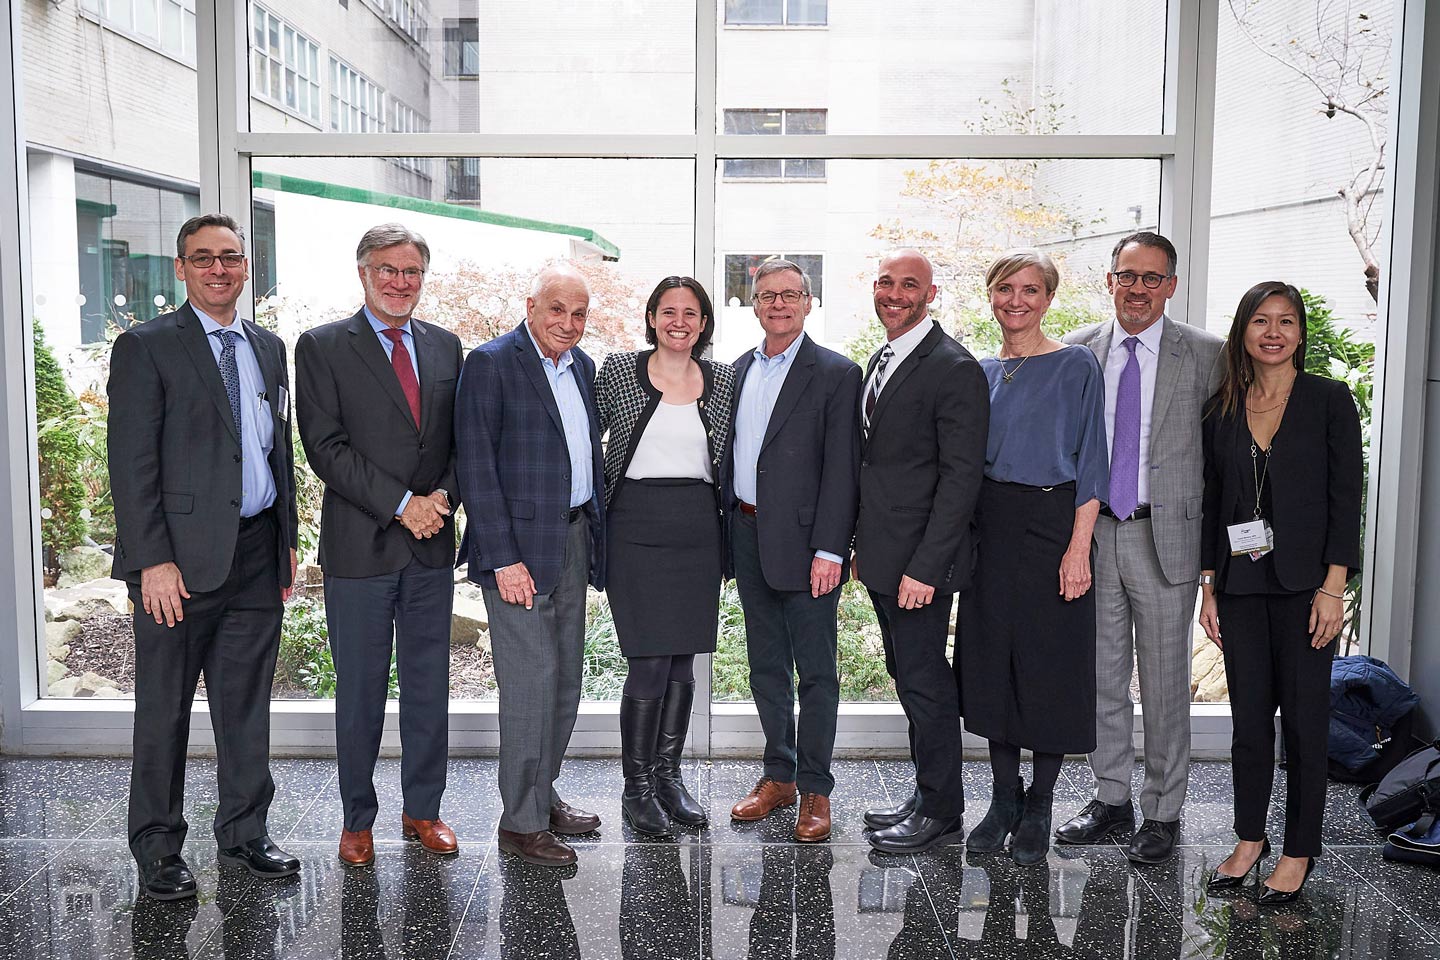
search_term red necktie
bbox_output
[382,328,421,427]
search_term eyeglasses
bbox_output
[1111,271,1172,289]
[369,265,425,282]
[180,253,246,269]
[753,290,807,305]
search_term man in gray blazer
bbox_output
[1056,232,1224,864]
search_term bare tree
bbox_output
[1228,0,1389,301]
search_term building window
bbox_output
[724,254,824,305]
[251,5,322,124]
[80,0,196,62]
[389,100,431,177]
[724,0,827,26]
[444,18,479,77]
[375,0,428,45]
[330,58,385,133]
[722,109,826,179]
[446,158,482,201]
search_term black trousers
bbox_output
[868,589,964,818]
[325,556,454,831]
[1218,590,1337,858]
[733,513,841,796]
[128,512,283,863]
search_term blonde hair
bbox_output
[984,248,1060,295]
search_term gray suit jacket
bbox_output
[1065,316,1224,585]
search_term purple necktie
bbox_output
[1110,336,1141,521]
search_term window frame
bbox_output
[328,56,386,134]
[442,17,479,78]
[722,0,828,28]
[250,4,322,126]
[721,108,828,180]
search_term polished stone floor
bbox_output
[0,754,1436,958]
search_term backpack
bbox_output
[1360,739,1440,833]
[1383,816,1440,871]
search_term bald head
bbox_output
[526,262,591,361]
[873,248,938,338]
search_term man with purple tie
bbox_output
[1056,232,1223,864]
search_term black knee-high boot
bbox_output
[620,695,672,836]
[654,680,707,826]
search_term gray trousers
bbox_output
[1089,515,1197,821]
[484,514,590,833]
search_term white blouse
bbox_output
[625,400,713,482]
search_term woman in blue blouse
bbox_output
[958,249,1110,865]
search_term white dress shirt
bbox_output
[625,400,713,481]
[1102,316,1165,507]
[860,316,934,418]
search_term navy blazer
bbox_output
[455,322,606,593]
[724,334,862,593]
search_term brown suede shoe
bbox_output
[339,828,374,867]
[402,813,459,856]
[795,793,832,842]
[497,828,577,867]
[550,799,601,835]
[730,776,798,822]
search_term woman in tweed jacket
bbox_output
[595,276,737,836]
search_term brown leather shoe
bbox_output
[550,799,601,836]
[795,793,832,842]
[730,776,798,822]
[497,828,577,867]
[339,828,374,867]
[402,813,459,855]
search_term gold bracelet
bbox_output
[1314,587,1344,600]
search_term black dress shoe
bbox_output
[868,811,965,854]
[1125,819,1180,864]
[863,789,920,831]
[1054,799,1136,845]
[218,835,301,878]
[1206,837,1271,893]
[138,854,197,901]
[1258,856,1316,906]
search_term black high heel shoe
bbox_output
[1257,856,1316,906]
[1206,837,1272,893]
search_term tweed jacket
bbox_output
[594,349,737,513]
[1065,316,1225,585]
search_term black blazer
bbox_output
[853,324,990,596]
[295,309,463,579]
[724,334,862,593]
[107,301,298,593]
[1201,372,1363,592]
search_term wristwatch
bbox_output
[434,488,451,507]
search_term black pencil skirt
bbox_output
[958,478,1097,754]
[606,478,722,658]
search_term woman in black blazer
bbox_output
[595,276,737,837]
[1198,281,1363,905]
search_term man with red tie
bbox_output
[296,223,465,868]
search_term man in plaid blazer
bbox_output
[455,263,607,868]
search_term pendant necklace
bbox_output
[1001,355,1030,382]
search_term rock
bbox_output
[46,659,68,684]
[45,579,130,620]
[452,588,488,645]
[45,619,82,659]
[56,545,113,587]
[475,628,491,653]
[1191,636,1228,702]
[92,686,124,699]
[48,676,83,697]
[296,562,323,586]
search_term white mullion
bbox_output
[692,0,717,757]
[714,133,1176,160]
[201,0,253,315]
[236,132,703,158]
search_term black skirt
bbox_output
[958,478,1097,754]
[606,478,722,657]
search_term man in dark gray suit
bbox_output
[1056,231,1224,864]
[726,259,861,843]
[109,213,300,900]
[296,223,464,869]
[852,249,989,855]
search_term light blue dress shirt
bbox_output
[364,306,420,517]
[194,308,276,518]
[732,333,842,566]
[524,322,595,509]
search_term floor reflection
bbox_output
[0,757,1435,959]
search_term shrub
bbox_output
[33,323,88,570]
[276,597,398,699]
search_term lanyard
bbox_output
[1249,441,1271,521]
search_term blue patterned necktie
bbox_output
[214,329,243,440]
[1109,336,1141,520]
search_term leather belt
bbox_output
[1101,503,1151,522]
[238,511,269,531]
[738,501,758,517]
[568,507,584,523]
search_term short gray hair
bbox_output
[751,258,811,298]
[176,213,245,258]
[356,223,431,271]
[530,261,588,299]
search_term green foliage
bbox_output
[582,593,629,700]
[33,323,89,561]
[276,597,398,699]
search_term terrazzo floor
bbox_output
[0,754,1435,958]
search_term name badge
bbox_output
[277,385,290,422]
[1227,519,1274,559]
